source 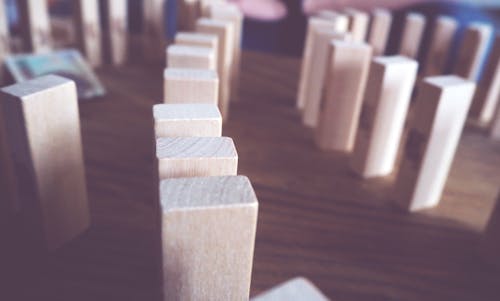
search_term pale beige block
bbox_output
[105,0,128,65]
[316,10,350,32]
[163,68,219,104]
[153,103,222,138]
[491,107,500,140]
[200,0,227,16]
[156,136,238,179]
[315,41,372,152]
[174,32,219,75]
[367,8,392,56]
[166,45,217,70]
[160,175,258,301]
[344,8,369,42]
[0,75,90,251]
[0,1,10,82]
[18,0,52,53]
[74,0,102,67]
[251,277,330,301]
[398,13,426,59]
[351,56,418,178]
[143,0,167,62]
[394,76,476,211]
[453,22,493,81]
[178,0,201,31]
[422,16,458,76]
[482,193,500,266]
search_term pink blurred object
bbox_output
[228,0,288,21]
[302,0,447,14]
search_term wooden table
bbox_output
[6,51,500,300]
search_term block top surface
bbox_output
[156,136,237,159]
[251,277,330,301]
[423,75,475,89]
[197,17,232,28]
[163,68,218,80]
[373,55,418,67]
[436,15,457,26]
[167,45,213,57]
[1,75,73,99]
[468,22,493,33]
[372,8,391,17]
[153,104,221,120]
[160,175,257,212]
[407,12,425,22]
[331,40,371,51]
[175,32,218,43]
[210,2,242,17]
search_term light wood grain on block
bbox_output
[482,193,500,266]
[453,22,493,81]
[422,16,458,76]
[315,41,372,151]
[367,8,392,56]
[160,175,258,301]
[491,107,500,140]
[344,8,369,42]
[351,56,418,178]
[104,0,128,65]
[0,75,90,251]
[74,0,102,67]
[18,0,52,53]
[398,13,426,59]
[153,103,222,138]
[251,277,330,301]
[156,136,238,179]
[394,75,476,211]
[166,44,217,70]
[163,68,219,104]
[143,0,167,62]
[178,0,201,31]
[0,0,10,82]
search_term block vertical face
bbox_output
[0,1,10,82]
[75,0,102,67]
[0,75,90,250]
[422,16,457,76]
[344,9,369,42]
[167,45,217,70]
[143,0,166,62]
[251,277,330,301]
[164,68,219,104]
[178,0,201,31]
[395,76,476,211]
[175,32,219,56]
[19,0,52,53]
[398,13,426,59]
[367,9,392,56]
[160,176,258,301]
[106,0,128,65]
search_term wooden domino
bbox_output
[160,175,258,300]
[422,16,458,76]
[316,10,350,32]
[394,75,476,211]
[351,56,418,178]
[367,8,392,56]
[74,0,102,67]
[18,0,52,53]
[0,75,90,251]
[166,44,217,70]
[398,13,426,59]
[178,0,201,31]
[156,136,238,179]
[344,8,369,42]
[315,41,372,151]
[482,193,500,266]
[0,0,9,82]
[175,32,219,54]
[153,103,222,138]
[251,277,330,301]
[104,0,128,66]
[143,0,167,62]
[163,68,219,104]
[491,107,500,140]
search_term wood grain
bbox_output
[422,16,458,76]
[163,68,219,104]
[74,0,102,67]
[398,13,426,59]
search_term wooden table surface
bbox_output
[7,51,500,300]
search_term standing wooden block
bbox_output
[0,75,90,251]
[367,8,392,56]
[251,277,330,301]
[17,0,52,53]
[470,35,500,126]
[175,32,219,53]
[315,41,372,151]
[153,103,222,138]
[0,0,10,82]
[143,0,167,62]
[398,13,426,59]
[394,75,476,211]
[156,136,238,179]
[351,56,418,178]
[200,0,226,16]
[344,8,369,42]
[453,22,493,81]
[491,107,500,140]
[166,45,217,70]
[74,0,102,67]
[422,16,458,76]
[164,68,219,104]
[160,175,258,300]
[104,0,128,66]
[316,10,350,32]
[178,0,201,31]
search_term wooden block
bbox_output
[200,0,226,16]
[344,8,369,42]
[0,0,10,82]
[156,136,238,179]
[104,0,128,66]
[351,56,418,178]
[143,0,167,62]
[367,8,392,56]
[470,35,500,126]
[17,0,52,53]
[315,41,372,151]
[315,10,350,32]
[491,107,500,140]
[422,16,458,76]
[74,0,102,67]
[166,45,217,70]
[174,31,219,72]
[251,277,330,301]
[453,22,493,81]
[394,75,476,211]
[163,68,219,104]
[0,75,90,251]
[178,0,201,31]
[153,103,222,138]
[160,175,258,300]
[398,13,426,59]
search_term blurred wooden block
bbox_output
[470,35,500,126]
[200,0,227,16]
[104,0,128,66]
[453,22,493,81]
[74,0,102,67]
[344,8,369,42]
[422,16,458,76]
[367,8,392,56]
[491,108,500,140]
[164,68,219,104]
[482,193,500,266]
[153,103,222,138]
[166,45,217,70]
[160,175,258,300]
[0,75,90,251]
[315,41,372,151]
[351,56,418,178]
[316,10,350,32]
[394,75,476,211]
[178,0,201,31]
[18,0,52,53]
[143,0,167,62]
[175,31,219,55]
[251,277,330,301]
[0,0,10,82]
[398,13,426,59]
[156,136,237,179]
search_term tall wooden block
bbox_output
[18,0,52,53]
[175,32,219,53]
[251,277,330,301]
[351,56,418,178]
[344,8,369,42]
[74,0,102,67]
[153,103,222,138]
[0,75,90,251]
[394,75,476,211]
[166,45,217,70]
[160,175,258,300]
[398,13,426,59]
[156,136,238,179]
[104,0,128,66]
[422,16,458,76]
[367,8,392,56]
[143,0,167,62]
[0,1,9,83]
[453,22,493,81]
[200,0,226,16]
[315,41,372,151]
[316,10,350,32]
[491,108,500,140]
[163,68,219,104]
[178,0,201,31]
[482,193,500,266]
